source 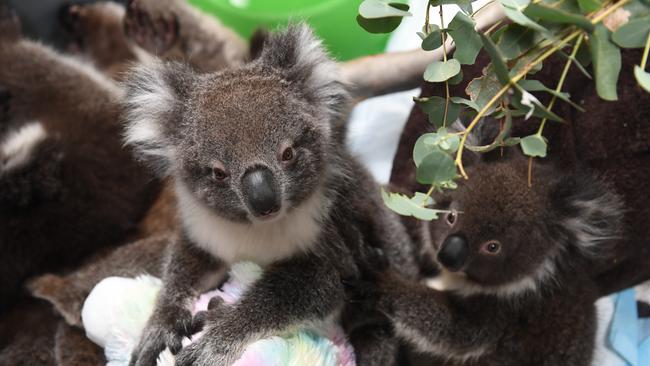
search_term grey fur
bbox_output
[359,156,625,366]
[123,24,418,366]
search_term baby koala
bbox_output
[354,153,624,366]
[124,25,417,366]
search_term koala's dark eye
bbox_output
[281,147,295,162]
[446,211,457,226]
[481,240,501,255]
[212,167,229,181]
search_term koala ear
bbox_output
[256,23,349,119]
[122,60,193,176]
[549,174,624,257]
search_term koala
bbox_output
[122,0,248,73]
[354,153,624,366]
[123,24,419,366]
[0,7,159,311]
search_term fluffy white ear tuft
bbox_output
[122,60,191,175]
[257,24,349,120]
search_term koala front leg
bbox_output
[176,253,345,366]
[370,273,504,359]
[130,234,224,366]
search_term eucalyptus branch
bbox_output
[454,0,632,179]
[642,32,650,69]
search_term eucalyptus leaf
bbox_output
[416,150,458,185]
[520,134,548,157]
[499,0,548,33]
[612,16,650,48]
[430,0,473,6]
[421,26,443,51]
[518,79,585,111]
[359,0,411,18]
[577,0,602,13]
[590,24,622,101]
[415,96,461,128]
[497,24,539,60]
[480,33,512,85]
[465,71,502,114]
[448,69,464,85]
[448,12,482,64]
[357,15,405,33]
[381,189,444,220]
[634,66,650,93]
[424,59,462,82]
[511,89,564,121]
[523,4,594,32]
[450,96,480,111]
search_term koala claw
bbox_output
[175,339,228,366]
[129,309,193,366]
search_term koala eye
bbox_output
[446,211,457,226]
[212,167,229,181]
[280,146,295,162]
[481,240,501,255]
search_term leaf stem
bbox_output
[454,0,631,179]
[641,32,650,70]
[424,0,431,34]
[440,6,451,127]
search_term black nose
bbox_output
[241,167,280,217]
[437,235,469,272]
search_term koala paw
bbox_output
[129,307,193,366]
[175,336,231,366]
[124,0,179,54]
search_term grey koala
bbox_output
[123,24,419,366]
[351,153,624,366]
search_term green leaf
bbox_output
[356,15,404,33]
[414,97,461,128]
[590,24,622,101]
[447,12,482,64]
[416,150,458,185]
[518,79,586,112]
[504,137,521,146]
[577,0,602,13]
[430,0,473,6]
[448,69,464,85]
[421,25,443,51]
[381,189,444,221]
[499,0,548,33]
[520,134,548,157]
[523,4,594,32]
[359,0,411,18]
[450,96,480,111]
[413,129,460,166]
[465,70,502,114]
[635,66,650,93]
[511,88,564,121]
[497,24,540,60]
[480,33,512,85]
[612,16,650,48]
[424,59,462,82]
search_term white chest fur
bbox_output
[175,182,327,266]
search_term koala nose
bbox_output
[241,167,280,217]
[437,235,469,272]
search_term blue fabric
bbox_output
[605,288,650,366]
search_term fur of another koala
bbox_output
[0,9,159,311]
[123,24,418,366]
[364,154,624,366]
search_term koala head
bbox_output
[123,25,348,223]
[428,154,623,297]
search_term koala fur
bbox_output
[361,154,623,366]
[122,24,418,366]
[0,8,159,311]
[390,48,650,296]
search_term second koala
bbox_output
[354,153,624,366]
[124,25,418,366]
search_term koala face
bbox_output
[173,72,329,222]
[124,25,347,223]
[428,156,622,296]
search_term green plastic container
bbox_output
[188,0,392,61]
